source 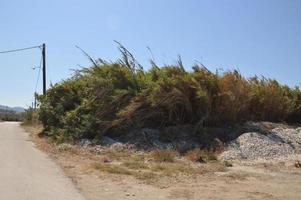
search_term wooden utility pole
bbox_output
[42,43,46,95]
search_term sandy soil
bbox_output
[24,124,301,200]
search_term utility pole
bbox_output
[42,43,46,95]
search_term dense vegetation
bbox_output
[37,45,301,142]
[21,107,39,125]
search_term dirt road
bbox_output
[0,122,85,200]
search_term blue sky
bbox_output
[0,0,300,107]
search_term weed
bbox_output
[57,143,73,152]
[94,163,132,175]
[104,149,131,161]
[133,171,156,182]
[294,161,301,168]
[150,162,188,175]
[222,160,233,167]
[122,160,149,170]
[226,172,249,181]
[100,156,110,163]
[151,149,178,162]
[185,149,217,163]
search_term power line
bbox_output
[0,43,47,94]
[0,45,42,54]
[33,54,43,109]
[35,54,43,93]
[46,56,52,86]
[0,43,47,108]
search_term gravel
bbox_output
[220,123,301,161]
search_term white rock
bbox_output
[220,125,301,161]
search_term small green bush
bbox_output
[222,160,233,167]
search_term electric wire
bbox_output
[0,44,44,108]
[46,59,53,87]
[0,45,42,54]
[34,54,43,94]
[0,44,43,95]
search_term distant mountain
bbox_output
[0,105,25,113]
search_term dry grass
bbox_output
[89,146,226,182]
[22,124,59,154]
[57,143,73,152]
[21,124,43,137]
[185,148,217,163]
[150,162,189,175]
[93,151,226,180]
[93,162,157,183]
[225,172,250,181]
[94,163,133,175]
[150,149,178,162]
[295,161,301,168]
[23,125,227,186]
[133,171,157,183]
[121,160,149,170]
[101,149,133,161]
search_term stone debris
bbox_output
[220,123,301,161]
[77,121,301,162]
[78,139,92,148]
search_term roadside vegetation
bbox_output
[36,44,301,143]
[0,108,22,121]
[21,107,39,125]
[25,125,228,184]
[90,148,226,183]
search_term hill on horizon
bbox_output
[0,105,25,113]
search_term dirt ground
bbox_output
[24,125,301,200]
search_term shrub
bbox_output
[21,108,39,125]
[37,45,301,143]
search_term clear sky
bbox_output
[0,0,300,107]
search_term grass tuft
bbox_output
[57,143,73,152]
[222,160,233,167]
[185,149,217,163]
[151,149,178,162]
[121,160,149,170]
[94,163,133,175]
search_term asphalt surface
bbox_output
[0,122,85,200]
